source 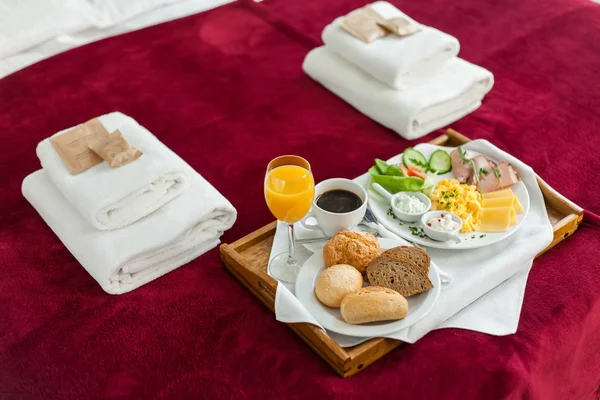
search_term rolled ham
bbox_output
[496,162,520,188]
[451,148,520,193]
[451,149,473,183]
[474,157,500,193]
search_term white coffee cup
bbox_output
[301,178,368,236]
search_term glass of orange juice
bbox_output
[265,155,315,283]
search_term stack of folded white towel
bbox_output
[303,1,494,140]
[23,112,237,294]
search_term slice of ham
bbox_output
[451,149,473,183]
[450,148,521,193]
[496,162,520,188]
[469,156,500,193]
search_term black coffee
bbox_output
[316,190,363,213]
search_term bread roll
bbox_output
[323,231,380,273]
[341,286,408,324]
[366,255,433,297]
[315,264,363,307]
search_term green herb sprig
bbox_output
[493,166,502,184]
[457,147,480,183]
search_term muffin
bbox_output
[323,231,380,273]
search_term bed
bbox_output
[0,0,599,398]
[0,0,233,79]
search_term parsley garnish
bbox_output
[387,207,398,220]
[457,147,470,163]
[480,168,489,176]
[457,147,479,183]
[479,234,486,238]
[409,227,426,238]
[387,207,405,225]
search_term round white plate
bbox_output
[295,238,441,338]
[368,145,530,250]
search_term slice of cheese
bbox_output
[513,195,523,214]
[483,188,514,199]
[482,196,514,208]
[480,207,512,232]
[509,207,517,226]
[483,188,524,214]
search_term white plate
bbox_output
[368,144,530,250]
[295,238,441,338]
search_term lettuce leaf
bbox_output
[368,166,424,193]
[374,159,389,174]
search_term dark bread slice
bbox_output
[382,246,430,276]
[366,255,433,297]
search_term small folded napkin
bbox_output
[303,47,494,140]
[22,168,237,295]
[322,1,460,89]
[271,140,553,345]
[37,112,190,230]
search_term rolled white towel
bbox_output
[322,1,460,89]
[303,47,494,140]
[22,169,237,295]
[37,112,190,230]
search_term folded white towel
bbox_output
[37,112,190,230]
[322,2,460,89]
[303,47,494,140]
[22,169,237,295]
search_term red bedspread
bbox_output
[1,0,600,398]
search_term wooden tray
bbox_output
[219,129,584,378]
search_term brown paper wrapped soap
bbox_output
[378,17,421,37]
[89,130,142,168]
[340,6,388,43]
[50,118,111,175]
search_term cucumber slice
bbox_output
[428,149,452,174]
[402,147,428,171]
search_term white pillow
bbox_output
[0,0,89,59]
[75,0,182,28]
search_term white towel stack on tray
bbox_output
[23,112,237,295]
[303,1,494,140]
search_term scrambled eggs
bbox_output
[428,179,483,233]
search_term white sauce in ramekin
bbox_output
[395,193,427,214]
[427,214,460,232]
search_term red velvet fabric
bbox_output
[1,0,600,398]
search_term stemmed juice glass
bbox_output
[264,155,315,283]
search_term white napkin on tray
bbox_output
[303,47,493,140]
[271,139,553,346]
[322,1,460,89]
